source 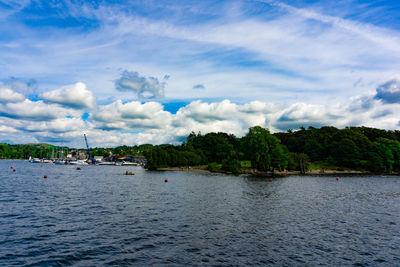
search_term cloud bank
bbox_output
[0,78,398,148]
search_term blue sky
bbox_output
[0,0,399,147]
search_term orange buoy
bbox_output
[13,169,16,172]
[44,175,47,178]
[164,179,168,183]
[268,178,272,182]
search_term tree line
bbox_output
[0,143,150,160]
[143,126,400,174]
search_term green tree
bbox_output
[242,126,288,171]
[376,138,400,172]
[367,142,394,173]
[221,150,241,174]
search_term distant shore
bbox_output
[154,166,376,176]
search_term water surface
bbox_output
[0,160,399,265]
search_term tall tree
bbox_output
[242,126,288,171]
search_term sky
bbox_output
[0,0,400,148]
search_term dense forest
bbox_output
[1,126,400,174]
[143,126,400,174]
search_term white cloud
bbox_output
[0,99,82,121]
[0,125,18,133]
[0,87,25,103]
[176,100,238,123]
[91,100,173,130]
[14,117,86,134]
[115,71,166,99]
[40,82,96,109]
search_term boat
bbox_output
[121,161,137,166]
[123,171,135,175]
[69,160,89,165]
[54,160,66,165]
[30,158,42,163]
[41,159,53,163]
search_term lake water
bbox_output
[0,160,399,266]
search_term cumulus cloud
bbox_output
[274,103,348,131]
[91,100,173,130]
[40,82,96,108]
[172,100,278,138]
[14,117,86,134]
[115,71,166,99]
[177,100,237,123]
[0,87,25,103]
[277,103,341,122]
[239,101,278,114]
[0,99,81,121]
[374,77,400,104]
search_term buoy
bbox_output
[164,179,168,183]
[336,177,339,181]
[76,167,81,170]
[44,175,47,178]
[10,166,13,169]
[268,178,272,182]
[12,169,16,172]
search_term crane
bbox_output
[84,134,94,163]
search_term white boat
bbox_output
[121,161,137,166]
[69,160,88,165]
[42,159,54,163]
[30,158,42,163]
[54,160,66,165]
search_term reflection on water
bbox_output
[0,160,399,265]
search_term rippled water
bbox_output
[1,160,399,266]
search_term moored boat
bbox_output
[69,160,88,165]
[30,158,42,163]
[121,161,137,166]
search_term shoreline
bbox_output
[2,159,397,176]
[153,166,392,176]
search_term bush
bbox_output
[207,162,220,172]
